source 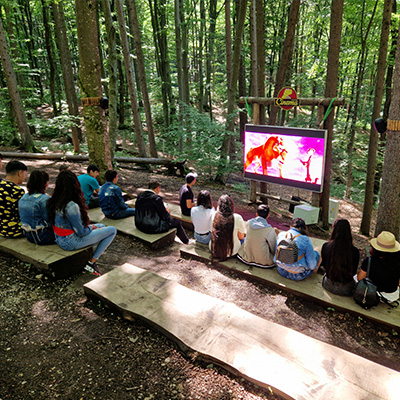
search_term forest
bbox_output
[1,0,400,237]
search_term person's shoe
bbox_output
[84,261,101,276]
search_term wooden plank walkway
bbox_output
[0,236,92,279]
[88,206,176,249]
[180,241,400,330]
[84,263,400,400]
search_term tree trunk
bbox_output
[101,0,119,163]
[127,0,158,158]
[345,0,379,200]
[375,18,400,238]
[268,0,300,125]
[149,0,174,128]
[205,0,217,119]
[0,17,34,151]
[115,0,147,157]
[361,0,392,236]
[320,0,344,229]
[51,1,82,151]
[218,0,248,179]
[198,0,205,112]
[41,0,58,116]
[75,0,111,170]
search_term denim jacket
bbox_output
[274,227,318,272]
[18,193,51,231]
[98,182,128,216]
[54,201,93,237]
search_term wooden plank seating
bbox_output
[0,236,92,279]
[84,263,400,400]
[164,202,193,230]
[87,206,176,249]
[180,240,400,330]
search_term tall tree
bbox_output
[344,0,379,199]
[375,17,400,238]
[361,0,392,236]
[205,0,217,119]
[127,0,157,158]
[149,0,174,128]
[101,0,118,162]
[75,0,111,170]
[51,1,81,152]
[218,0,248,178]
[115,0,147,157]
[268,0,300,125]
[41,0,58,116]
[0,16,34,151]
[320,0,344,228]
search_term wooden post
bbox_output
[250,103,260,203]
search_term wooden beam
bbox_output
[239,97,345,107]
[0,152,184,166]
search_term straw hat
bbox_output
[370,231,400,253]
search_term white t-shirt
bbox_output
[191,205,215,234]
[209,213,246,256]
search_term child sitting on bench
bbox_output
[48,170,117,276]
[0,160,27,238]
[99,170,135,219]
[18,170,55,245]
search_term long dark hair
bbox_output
[27,170,49,195]
[47,170,90,227]
[211,195,234,261]
[197,190,212,209]
[327,219,354,282]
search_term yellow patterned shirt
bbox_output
[0,179,25,238]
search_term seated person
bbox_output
[191,190,215,245]
[99,170,135,219]
[321,219,359,296]
[274,218,320,281]
[18,170,55,245]
[135,179,189,244]
[237,204,277,268]
[210,194,245,261]
[0,160,27,238]
[77,164,100,209]
[48,170,117,276]
[179,172,197,217]
[357,231,400,303]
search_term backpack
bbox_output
[276,233,305,264]
[353,258,380,309]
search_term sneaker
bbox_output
[84,261,101,276]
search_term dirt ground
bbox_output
[1,158,399,400]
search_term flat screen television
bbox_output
[244,124,327,192]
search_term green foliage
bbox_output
[158,104,240,179]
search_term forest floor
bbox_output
[1,154,399,400]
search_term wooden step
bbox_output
[83,263,400,400]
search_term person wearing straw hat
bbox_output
[357,231,400,302]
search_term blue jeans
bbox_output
[194,231,211,245]
[277,266,313,281]
[56,224,117,260]
[106,208,135,220]
[25,228,55,245]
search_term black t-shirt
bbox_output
[321,241,359,283]
[361,253,400,293]
[179,184,193,217]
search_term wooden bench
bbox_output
[88,207,176,249]
[165,202,193,230]
[180,239,400,330]
[84,263,400,400]
[0,236,92,279]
